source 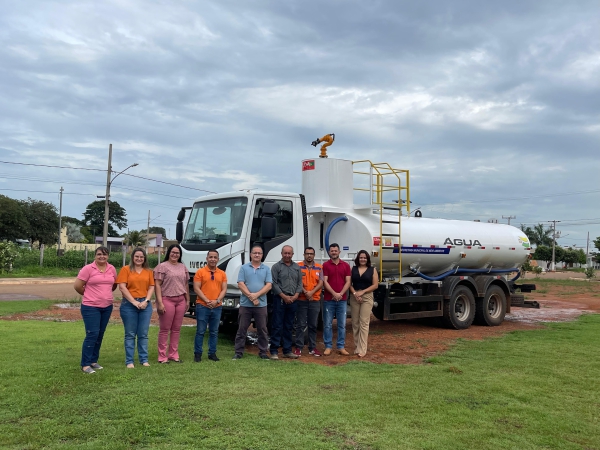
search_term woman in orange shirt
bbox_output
[117,247,155,368]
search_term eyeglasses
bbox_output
[210,272,215,280]
[251,252,263,255]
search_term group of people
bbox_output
[76,244,191,373]
[75,242,378,374]
[232,243,379,361]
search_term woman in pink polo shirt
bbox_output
[153,244,190,363]
[74,246,118,374]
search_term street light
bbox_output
[102,144,138,247]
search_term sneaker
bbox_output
[292,348,302,357]
[259,354,270,360]
[208,354,220,362]
[82,367,96,374]
[309,349,322,357]
[90,363,103,370]
[323,348,332,356]
[194,353,202,363]
[283,353,299,359]
[232,354,243,360]
[269,353,279,360]
[338,348,350,356]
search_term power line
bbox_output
[419,188,600,206]
[0,160,105,172]
[0,188,92,196]
[0,173,198,200]
[0,159,216,194]
[120,173,215,194]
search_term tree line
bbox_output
[521,223,598,265]
[0,195,167,247]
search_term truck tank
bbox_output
[308,212,531,278]
[302,157,531,278]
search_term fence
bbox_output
[14,247,164,270]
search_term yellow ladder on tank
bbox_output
[352,161,410,282]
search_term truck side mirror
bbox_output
[177,208,187,222]
[176,222,184,243]
[260,201,279,240]
[261,217,277,240]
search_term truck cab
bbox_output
[177,191,306,327]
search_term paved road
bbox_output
[0,271,589,302]
[0,278,80,301]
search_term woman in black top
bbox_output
[349,250,379,357]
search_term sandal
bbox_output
[168,359,183,363]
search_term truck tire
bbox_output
[442,285,475,330]
[475,285,506,326]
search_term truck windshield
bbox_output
[183,197,248,245]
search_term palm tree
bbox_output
[124,230,146,247]
[528,223,553,247]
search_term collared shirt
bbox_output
[271,259,303,297]
[323,259,351,300]
[237,262,273,307]
[193,265,227,306]
[116,266,155,299]
[77,262,118,307]
[297,261,323,301]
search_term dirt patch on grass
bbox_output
[3,275,599,365]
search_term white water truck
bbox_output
[176,139,536,330]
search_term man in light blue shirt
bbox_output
[233,244,272,359]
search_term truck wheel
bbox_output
[371,300,385,321]
[475,285,506,326]
[442,286,475,330]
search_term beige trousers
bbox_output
[350,292,373,356]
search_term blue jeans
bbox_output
[119,299,153,365]
[194,304,222,356]
[269,295,298,355]
[80,303,113,367]
[323,300,347,350]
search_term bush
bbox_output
[584,267,595,280]
[533,266,543,277]
[0,241,19,273]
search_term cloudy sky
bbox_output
[1,0,599,249]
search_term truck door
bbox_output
[249,197,302,264]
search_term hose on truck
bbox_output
[324,216,348,252]
[410,266,521,282]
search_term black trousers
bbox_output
[234,306,268,356]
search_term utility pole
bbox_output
[58,186,64,254]
[502,215,516,225]
[101,144,138,247]
[586,231,590,268]
[146,210,150,253]
[102,144,112,247]
[548,220,561,271]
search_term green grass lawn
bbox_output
[0,266,79,278]
[0,303,598,449]
[0,299,57,316]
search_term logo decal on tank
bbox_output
[393,247,451,254]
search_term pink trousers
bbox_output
[158,295,187,362]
